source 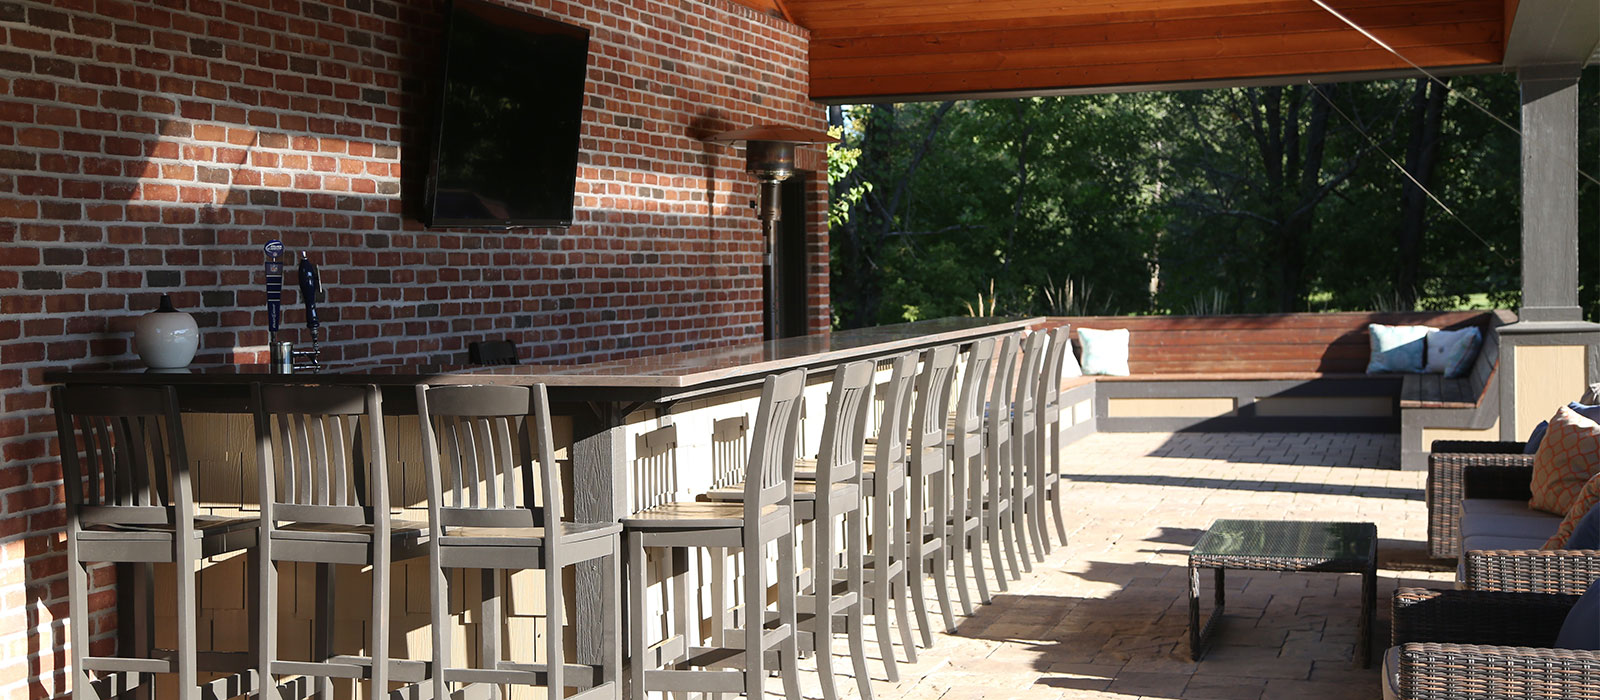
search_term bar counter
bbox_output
[45,317,1035,667]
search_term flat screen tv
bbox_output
[424,0,590,228]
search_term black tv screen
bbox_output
[424,0,590,228]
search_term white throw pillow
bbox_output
[1424,327,1477,374]
[1077,328,1130,376]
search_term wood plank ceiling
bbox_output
[727,0,1510,103]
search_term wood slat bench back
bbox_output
[1043,311,1502,376]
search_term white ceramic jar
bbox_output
[135,294,199,369]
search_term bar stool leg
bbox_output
[929,472,956,633]
[845,507,874,700]
[776,534,802,700]
[175,542,200,700]
[370,548,393,700]
[547,556,565,700]
[607,537,626,700]
[481,569,503,700]
[133,562,154,700]
[429,556,451,700]
[627,533,648,700]
[868,490,898,681]
[258,554,280,700]
[1049,426,1068,547]
[67,538,99,700]
[979,501,1004,591]
[672,549,691,700]
[813,516,838,700]
[889,491,917,664]
[947,462,975,617]
[314,564,335,700]
[906,478,934,649]
[742,537,764,700]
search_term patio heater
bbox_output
[708,125,837,340]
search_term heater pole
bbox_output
[759,178,783,340]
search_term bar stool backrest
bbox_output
[949,339,993,444]
[52,385,192,528]
[744,369,807,510]
[875,351,919,471]
[634,423,679,513]
[252,384,389,528]
[814,361,876,490]
[913,344,962,462]
[1014,332,1046,435]
[415,384,563,530]
[711,415,749,490]
[986,334,1020,466]
[1038,326,1069,418]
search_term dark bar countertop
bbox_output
[45,316,1039,404]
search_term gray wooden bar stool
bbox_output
[710,360,877,700]
[415,383,624,700]
[1009,331,1048,569]
[1035,326,1072,551]
[838,351,920,681]
[981,334,1023,584]
[622,369,806,700]
[907,344,961,637]
[54,385,258,700]
[251,383,428,700]
[793,353,920,679]
[946,338,994,612]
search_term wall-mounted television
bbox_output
[423,0,591,228]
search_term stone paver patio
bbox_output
[801,432,1453,700]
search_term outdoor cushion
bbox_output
[1462,533,1553,554]
[1562,501,1600,550]
[1366,323,1435,374]
[1076,328,1129,377]
[1529,405,1600,515]
[1459,498,1563,541]
[1554,578,1600,650]
[1426,326,1482,378]
[1525,402,1600,453]
[1547,472,1600,548]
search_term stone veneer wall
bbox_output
[0,0,827,693]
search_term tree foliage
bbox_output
[828,69,1600,327]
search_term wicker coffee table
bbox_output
[1188,519,1377,667]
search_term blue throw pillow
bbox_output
[1565,503,1600,550]
[1555,577,1600,650]
[1441,327,1483,378]
[1366,323,1433,373]
[1528,403,1600,453]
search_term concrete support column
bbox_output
[1517,64,1584,323]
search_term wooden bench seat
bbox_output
[1042,310,1514,469]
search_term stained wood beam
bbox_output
[792,0,1508,104]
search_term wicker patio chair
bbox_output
[1426,440,1530,558]
[1458,463,1600,594]
[1387,587,1600,700]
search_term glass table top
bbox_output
[1191,519,1376,564]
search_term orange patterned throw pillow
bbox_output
[1546,472,1600,549]
[1530,405,1600,516]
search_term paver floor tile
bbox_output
[776,432,1450,700]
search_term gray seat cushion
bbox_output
[1460,498,1562,539]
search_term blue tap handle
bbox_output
[298,251,319,331]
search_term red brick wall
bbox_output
[0,0,827,693]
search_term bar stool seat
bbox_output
[78,515,257,537]
[269,520,429,542]
[705,480,860,521]
[622,501,788,530]
[440,521,620,545]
